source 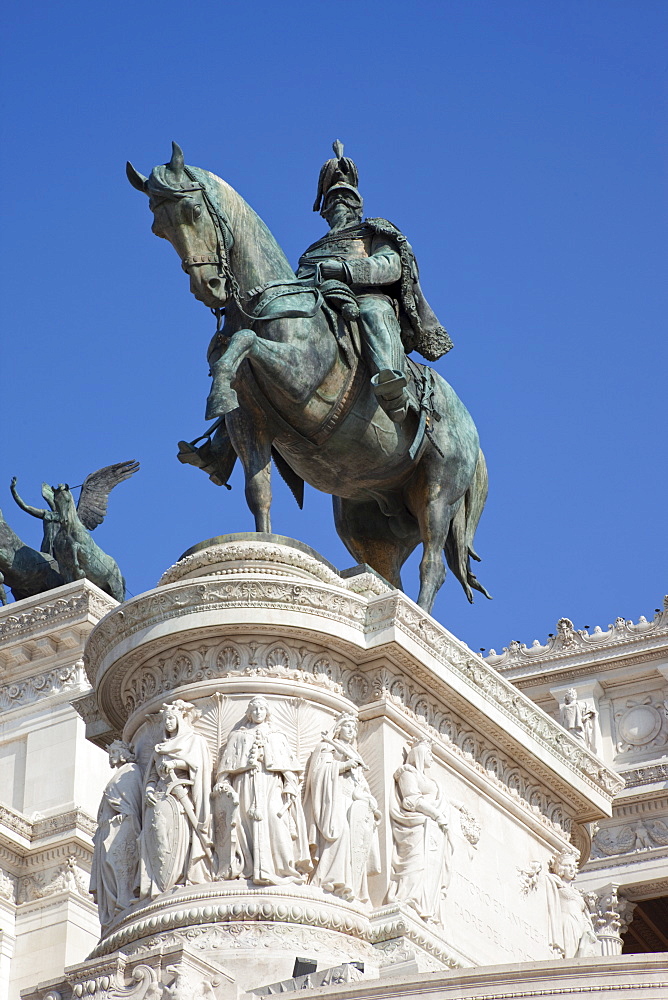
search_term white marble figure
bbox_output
[89,740,142,932]
[545,850,600,958]
[213,696,311,884]
[304,712,381,903]
[140,700,213,898]
[385,739,453,923]
[560,688,600,754]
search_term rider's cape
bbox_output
[364,218,453,362]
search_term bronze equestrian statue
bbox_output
[127,142,490,613]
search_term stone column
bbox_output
[587,883,636,956]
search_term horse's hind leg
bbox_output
[226,405,273,533]
[333,496,416,590]
[405,463,460,613]
[0,573,7,606]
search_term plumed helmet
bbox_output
[313,140,363,215]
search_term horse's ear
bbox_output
[126,161,148,193]
[168,141,185,181]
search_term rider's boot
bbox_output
[177,439,229,487]
[371,369,409,424]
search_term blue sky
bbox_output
[2,1,666,655]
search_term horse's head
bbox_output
[52,484,77,522]
[127,142,231,309]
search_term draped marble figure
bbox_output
[560,688,601,756]
[304,713,381,903]
[90,740,142,932]
[545,850,600,958]
[140,700,213,897]
[214,697,311,885]
[386,740,453,923]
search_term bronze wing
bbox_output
[77,460,140,530]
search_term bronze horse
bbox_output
[127,144,490,613]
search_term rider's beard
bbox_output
[326,201,361,232]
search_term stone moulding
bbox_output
[0,659,87,713]
[87,887,464,972]
[159,538,354,589]
[88,884,375,960]
[0,580,116,647]
[84,574,621,820]
[487,598,668,679]
[622,763,668,788]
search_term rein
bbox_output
[179,167,300,325]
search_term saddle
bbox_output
[241,278,358,323]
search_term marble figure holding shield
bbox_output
[140,700,213,898]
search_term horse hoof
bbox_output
[205,389,239,419]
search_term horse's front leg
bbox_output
[225,404,273,533]
[206,329,258,419]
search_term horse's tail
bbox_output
[444,448,492,603]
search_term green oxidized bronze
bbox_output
[127,142,490,613]
[8,462,139,602]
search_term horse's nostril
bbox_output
[208,277,221,291]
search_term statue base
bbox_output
[27,534,623,997]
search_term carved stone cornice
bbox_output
[378,598,623,808]
[32,809,97,841]
[0,802,33,841]
[0,802,96,872]
[0,580,116,647]
[84,569,621,820]
[486,598,668,680]
[86,882,463,973]
[0,659,88,713]
[89,883,375,959]
[622,762,668,788]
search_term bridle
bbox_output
[153,166,319,328]
[179,166,242,309]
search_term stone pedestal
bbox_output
[0,582,117,1000]
[25,535,623,997]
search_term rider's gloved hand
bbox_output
[319,259,346,281]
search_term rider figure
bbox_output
[297,141,453,424]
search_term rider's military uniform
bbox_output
[297,222,406,373]
[298,142,453,421]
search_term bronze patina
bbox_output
[127,143,490,612]
[10,461,139,602]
